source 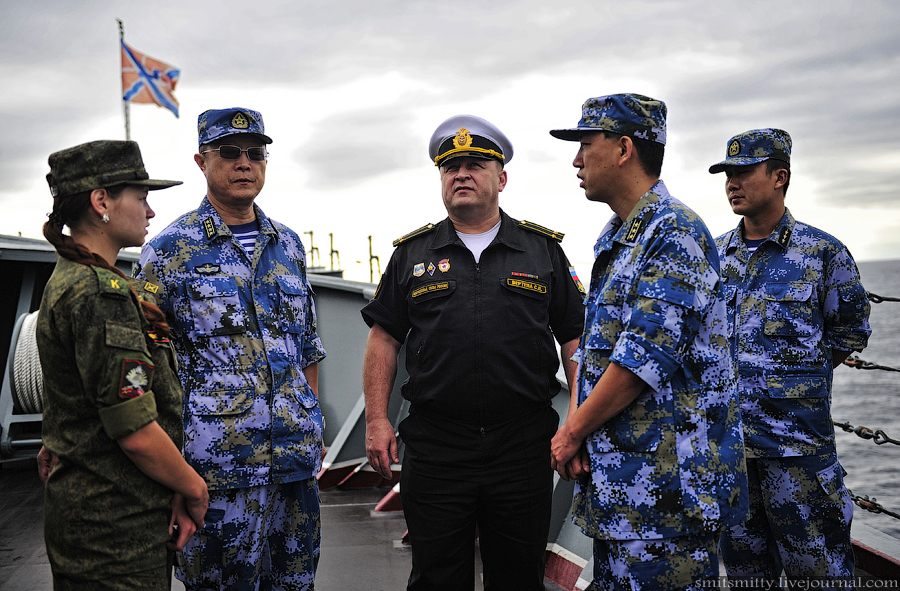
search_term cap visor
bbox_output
[439,152,499,166]
[201,131,273,146]
[140,179,183,190]
[549,128,585,141]
[709,156,773,174]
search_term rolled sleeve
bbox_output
[827,280,871,352]
[300,287,327,367]
[99,390,159,440]
[611,331,678,393]
[823,247,871,354]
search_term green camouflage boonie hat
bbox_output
[550,94,667,145]
[46,140,182,199]
[708,129,791,174]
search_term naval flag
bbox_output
[120,41,180,118]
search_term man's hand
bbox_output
[550,423,590,481]
[168,493,200,551]
[37,446,59,485]
[365,417,399,480]
[565,445,591,481]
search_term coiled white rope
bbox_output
[12,311,44,414]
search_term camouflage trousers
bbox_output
[52,560,171,591]
[176,478,321,591]
[720,453,855,584]
[589,532,719,590]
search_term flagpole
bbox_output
[118,19,131,141]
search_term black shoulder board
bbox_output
[393,223,436,247]
[519,220,564,242]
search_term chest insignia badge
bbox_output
[413,263,425,277]
[438,259,450,273]
[427,262,436,276]
[195,263,221,275]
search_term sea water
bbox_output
[832,259,900,539]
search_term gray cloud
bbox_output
[296,107,422,189]
[2,0,900,253]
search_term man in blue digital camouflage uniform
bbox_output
[549,94,749,590]
[361,115,586,591]
[710,128,871,584]
[136,107,326,591]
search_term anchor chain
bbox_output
[848,491,900,521]
[867,291,900,303]
[841,355,900,373]
[834,420,900,446]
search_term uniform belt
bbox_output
[408,400,551,426]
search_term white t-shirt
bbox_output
[456,220,501,263]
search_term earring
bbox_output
[102,213,110,224]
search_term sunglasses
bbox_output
[201,145,268,161]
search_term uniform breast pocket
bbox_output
[275,275,310,334]
[764,282,816,337]
[410,279,456,304]
[186,276,247,337]
[500,276,549,301]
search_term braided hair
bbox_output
[43,186,171,338]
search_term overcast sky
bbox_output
[2,0,898,283]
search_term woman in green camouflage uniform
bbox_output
[36,140,209,590]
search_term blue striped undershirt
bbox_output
[230,221,259,260]
[744,237,764,255]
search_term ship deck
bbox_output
[0,457,569,591]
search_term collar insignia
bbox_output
[777,226,792,247]
[203,217,217,240]
[625,216,645,242]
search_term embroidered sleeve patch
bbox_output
[119,359,154,399]
[569,266,586,296]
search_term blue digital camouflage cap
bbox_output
[550,94,667,145]
[429,115,513,167]
[197,107,273,146]
[708,128,791,173]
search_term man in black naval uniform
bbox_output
[361,115,586,591]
